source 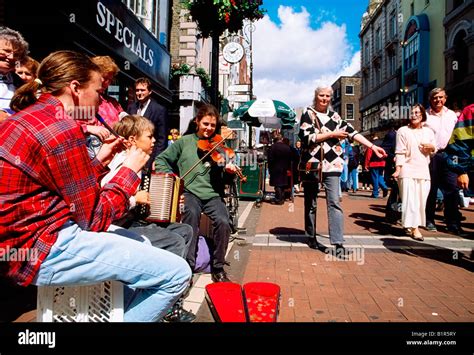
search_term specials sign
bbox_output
[96,1,154,67]
[68,0,170,89]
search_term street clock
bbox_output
[223,42,244,63]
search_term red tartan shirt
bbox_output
[0,94,140,286]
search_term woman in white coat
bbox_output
[392,104,436,241]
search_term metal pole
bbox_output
[248,22,254,149]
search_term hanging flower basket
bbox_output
[185,0,265,38]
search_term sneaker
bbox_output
[425,222,437,232]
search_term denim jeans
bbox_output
[32,222,191,322]
[182,192,230,271]
[370,167,388,197]
[348,167,359,191]
[303,174,345,245]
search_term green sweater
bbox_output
[155,134,223,200]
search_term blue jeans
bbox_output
[303,174,345,245]
[370,167,388,197]
[349,167,359,191]
[32,222,191,322]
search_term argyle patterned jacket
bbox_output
[298,106,359,180]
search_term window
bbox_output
[345,85,354,95]
[123,0,169,46]
[363,74,369,94]
[388,49,397,76]
[374,63,381,87]
[364,40,370,64]
[346,104,354,120]
[404,37,419,71]
[389,11,397,39]
[375,28,382,52]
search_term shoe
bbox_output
[446,225,468,237]
[211,270,231,283]
[410,229,424,241]
[162,298,196,322]
[334,244,352,259]
[163,307,196,323]
[382,189,388,198]
[425,222,437,232]
[308,237,327,252]
[404,227,412,236]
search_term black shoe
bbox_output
[308,237,327,252]
[446,225,469,237]
[382,189,388,198]
[425,222,437,232]
[334,244,352,259]
[162,298,196,323]
[211,270,231,283]
[163,307,196,322]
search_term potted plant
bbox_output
[185,0,265,38]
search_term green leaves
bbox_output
[186,0,265,37]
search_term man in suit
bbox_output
[127,77,168,159]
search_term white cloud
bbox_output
[252,6,360,109]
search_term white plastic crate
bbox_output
[37,281,123,322]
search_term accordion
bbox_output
[138,172,183,223]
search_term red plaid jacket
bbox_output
[0,94,140,286]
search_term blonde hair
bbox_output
[91,56,120,77]
[113,115,155,139]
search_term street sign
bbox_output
[227,94,250,102]
[228,84,250,93]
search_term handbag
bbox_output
[298,108,324,181]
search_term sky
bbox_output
[251,0,368,109]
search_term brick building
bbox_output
[331,73,362,133]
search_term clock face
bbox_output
[223,42,244,63]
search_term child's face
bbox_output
[131,129,155,155]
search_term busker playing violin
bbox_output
[155,104,237,283]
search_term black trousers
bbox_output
[426,152,461,227]
[182,192,230,271]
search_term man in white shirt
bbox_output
[424,88,466,236]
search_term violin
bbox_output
[197,133,247,183]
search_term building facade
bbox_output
[359,0,402,137]
[444,0,474,109]
[332,73,362,133]
[400,0,446,107]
